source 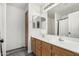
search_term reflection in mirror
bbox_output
[32,16,36,29]
[69,11,79,38]
[58,11,79,38]
[37,21,40,28]
[32,15,41,29]
[47,3,79,38]
[57,3,79,38]
[47,11,55,35]
[33,22,35,28]
[41,17,46,29]
[58,17,68,37]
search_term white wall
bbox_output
[6,5,25,51]
[28,4,41,53]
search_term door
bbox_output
[0,4,2,56]
[59,18,68,36]
[0,4,6,56]
[69,11,79,38]
[25,11,28,49]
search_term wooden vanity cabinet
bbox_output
[42,41,52,56]
[31,37,42,56]
[36,39,42,56]
[73,53,79,56]
[31,37,36,54]
[51,45,78,56]
[31,37,52,56]
[32,37,79,56]
[51,45,55,56]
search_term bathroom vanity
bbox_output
[31,3,79,56]
[31,37,79,56]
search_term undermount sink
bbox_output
[41,34,45,38]
[58,38,64,41]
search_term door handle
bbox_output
[0,38,4,56]
[0,39,4,43]
[68,32,71,35]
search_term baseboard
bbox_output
[6,47,26,52]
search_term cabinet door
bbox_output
[54,46,74,56]
[36,39,42,56]
[60,48,74,56]
[42,41,52,56]
[51,45,55,56]
[36,48,41,56]
[31,37,36,54]
[73,53,79,56]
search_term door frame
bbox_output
[25,11,28,49]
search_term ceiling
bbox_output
[48,3,79,18]
[7,3,28,11]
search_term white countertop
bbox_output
[32,34,79,54]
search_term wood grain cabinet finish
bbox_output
[51,45,55,56]
[31,37,36,54]
[52,45,79,56]
[54,46,73,56]
[31,37,79,56]
[36,39,42,56]
[42,41,52,56]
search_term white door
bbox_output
[0,4,3,56]
[0,4,6,56]
[69,11,79,38]
[59,18,68,36]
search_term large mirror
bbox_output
[47,3,79,38]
